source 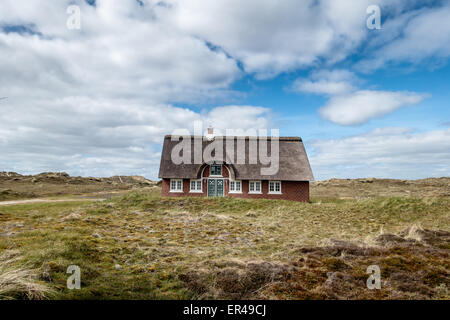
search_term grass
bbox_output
[0,182,449,299]
[0,250,54,299]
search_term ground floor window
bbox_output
[269,181,281,194]
[190,179,202,192]
[249,181,262,193]
[170,179,183,192]
[229,180,242,193]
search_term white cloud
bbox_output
[0,97,272,177]
[319,90,428,125]
[206,106,271,132]
[164,0,378,77]
[0,4,240,100]
[291,68,429,125]
[0,0,448,178]
[310,127,450,179]
[163,0,450,77]
[0,0,271,178]
[291,69,357,95]
[357,3,450,71]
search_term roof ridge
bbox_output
[164,135,302,141]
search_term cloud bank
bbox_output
[0,0,449,179]
[310,127,450,179]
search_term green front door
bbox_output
[208,179,224,197]
[216,179,224,197]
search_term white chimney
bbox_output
[206,125,214,141]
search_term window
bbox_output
[249,181,262,194]
[210,164,222,176]
[229,180,242,193]
[190,179,202,192]
[269,181,282,194]
[170,179,183,192]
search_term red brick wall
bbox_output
[161,177,309,202]
[225,180,309,202]
[161,178,204,197]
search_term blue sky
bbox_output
[229,64,450,137]
[0,0,449,180]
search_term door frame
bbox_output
[207,178,224,197]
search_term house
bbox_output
[158,129,314,202]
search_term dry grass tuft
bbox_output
[0,251,53,300]
[61,212,82,221]
[403,224,424,242]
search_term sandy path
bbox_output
[0,198,105,206]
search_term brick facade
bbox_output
[161,164,310,202]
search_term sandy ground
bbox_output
[0,198,105,206]
[0,190,132,206]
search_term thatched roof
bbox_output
[158,135,314,181]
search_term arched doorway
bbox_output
[197,162,235,197]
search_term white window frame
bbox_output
[190,179,203,193]
[210,164,222,177]
[228,180,242,194]
[249,180,262,194]
[169,179,183,193]
[268,181,282,194]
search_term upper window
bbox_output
[249,181,262,194]
[229,180,242,193]
[269,181,281,194]
[170,179,183,192]
[210,164,222,176]
[190,179,202,192]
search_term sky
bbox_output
[0,0,449,180]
